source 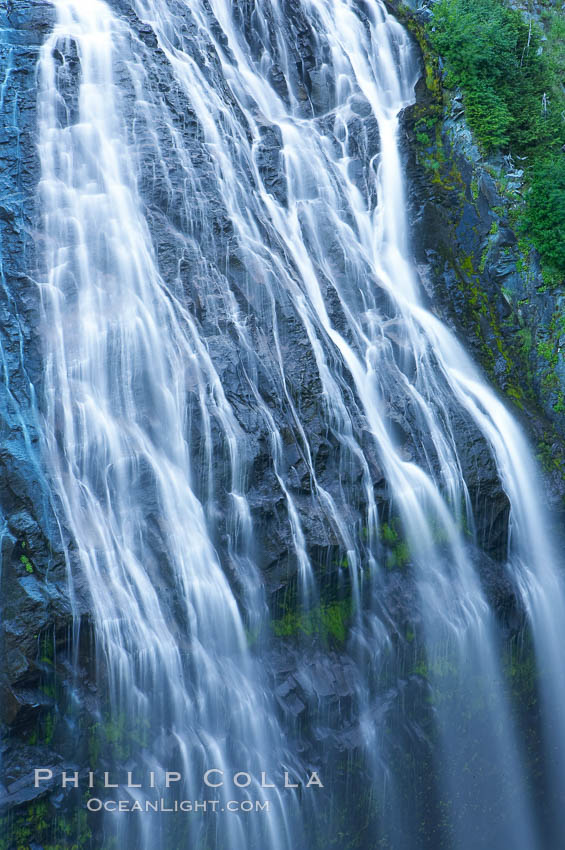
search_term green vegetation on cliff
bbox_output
[430,0,550,152]
[429,0,565,278]
[392,0,565,447]
[272,599,353,644]
[522,158,565,275]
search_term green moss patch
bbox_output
[272,599,353,645]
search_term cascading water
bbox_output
[35,0,565,848]
[37,4,307,849]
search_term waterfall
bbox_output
[36,0,565,848]
[38,3,306,848]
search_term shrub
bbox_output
[430,0,553,155]
[430,0,565,276]
[523,158,565,276]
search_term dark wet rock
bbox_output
[0,1,93,826]
[255,124,288,207]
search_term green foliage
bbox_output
[379,520,411,569]
[386,541,410,570]
[430,0,556,155]
[430,0,565,275]
[523,157,565,276]
[540,6,565,107]
[537,337,557,365]
[380,521,398,544]
[464,88,512,150]
[414,116,437,148]
[0,800,91,850]
[415,131,431,145]
[272,600,353,644]
[43,710,55,745]
[536,436,564,475]
[516,327,532,358]
[89,711,151,762]
[20,554,33,573]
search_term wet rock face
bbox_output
[0,0,85,804]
